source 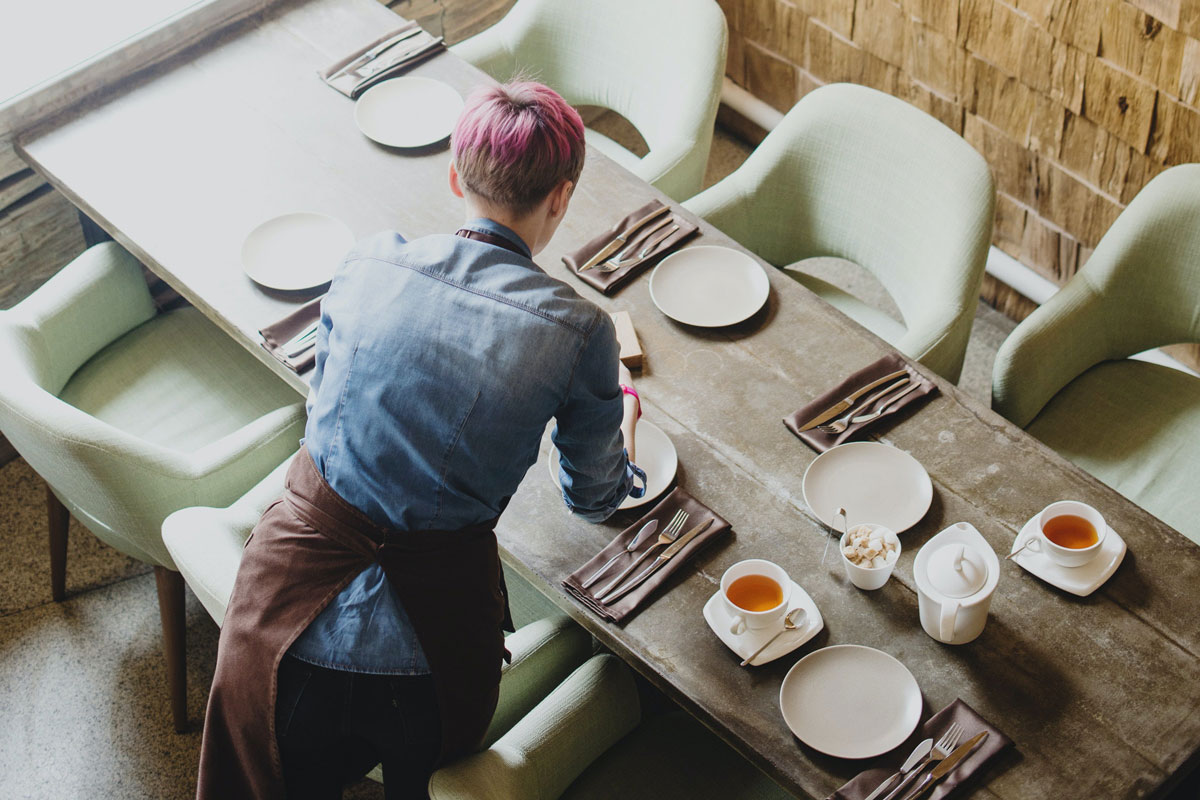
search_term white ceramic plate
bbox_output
[548,419,677,510]
[354,77,464,148]
[649,245,770,327]
[802,442,933,533]
[702,579,824,666]
[1010,515,1127,596]
[779,644,922,759]
[241,212,354,291]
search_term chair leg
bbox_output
[46,486,68,602]
[155,566,188,733]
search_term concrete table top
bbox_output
[17,0,1200,797]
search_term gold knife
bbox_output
[577,205,671,272]
[599,518,714,604]
[795,369,909,431]
[895,731,988,800]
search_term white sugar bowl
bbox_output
[914,522,999,645]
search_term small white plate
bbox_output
[354,77,464,148]
[802,442,933,533]
[702,579,823,666]
[779,644,922,759]
[241,212,354,291]
[1010,515,1127,596]
[649,245,770,327]
[548,418,677,510]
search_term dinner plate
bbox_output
[548,418,676,510]
[649,245,770,327]
[779,644,922,759]
[1010,515,1127,596]
[802,442,932,533]
[702,579,824,666]
[354,77,463,148]
[241,212,354,291]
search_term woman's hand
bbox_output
[618,364,638,464]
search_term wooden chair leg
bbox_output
[155,566,188,733]
[46,486,68,602]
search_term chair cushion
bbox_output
[560,711,798,800]
[59,307,300,453]
[583,128,643,176]
[1027,360,1200,544]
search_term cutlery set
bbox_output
[588,510,714,604]
[865,725,988,800]
[796,368,909,433]
[577,205,673,273]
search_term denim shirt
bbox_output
[289,219,641,674]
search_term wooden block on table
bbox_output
[611,311,643,369]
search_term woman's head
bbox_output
[451,81,585,217]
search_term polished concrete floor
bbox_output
[4,120,1191,799]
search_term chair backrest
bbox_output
[0,244,191,566]
[993,164,1200,427]
[685,83,996,380]
[453,0,727,200]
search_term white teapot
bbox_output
[913,522,999,645]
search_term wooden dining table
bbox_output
[15,0,1200,797]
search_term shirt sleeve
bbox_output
[552,314,640,522]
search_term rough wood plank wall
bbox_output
[721,0,1200,369]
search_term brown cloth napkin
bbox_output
[562,487,730,624]
[318,23,446,99]
[259,296,323,374]
[829,699,1013,800]
[783,353,937,452]
[562,200,698,295]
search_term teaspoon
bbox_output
[740,607,806,667]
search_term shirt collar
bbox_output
[461,218,532,259]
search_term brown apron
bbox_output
[196,448,511,799]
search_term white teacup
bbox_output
[722,559,792,635]
[1026,500,1107,568]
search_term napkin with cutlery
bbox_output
[562,200,697,295]
[828,699,1012,800]
[563,487,730,624]
[259,296,323,373]
[318,22,446,99]
[783,353,937,452]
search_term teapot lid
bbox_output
[926,543,988,598]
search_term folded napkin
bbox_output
[318,23,446,99]
[562,200,697,295]
[783,353,937,453]
[563,487,730,624]
[829,699,1013,800]
[259,296,323,373]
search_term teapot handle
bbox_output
[940,600,960,643]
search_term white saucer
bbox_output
[548,418,677,510]
[702,579,823,666]
[802,442,933,533]
[354,77,463,148]
[649,245,770,327]
[779,644,922,759]
[241,212,354,291]
[1010,516,1127,596]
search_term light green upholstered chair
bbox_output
[0,242,306,731]
[992,165,1200,544]
[684,83,996,382]
[430,655,798,800]
[452,0,727,202]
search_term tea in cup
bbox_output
[1026,501,1106,568]
[722,559,792,635]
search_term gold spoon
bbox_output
[740,607,807,667]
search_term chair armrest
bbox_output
[486,616,594,746]
[184,403,306,481]
[450,27,515,80]
[430,654,640,800]
[1,242,156,392]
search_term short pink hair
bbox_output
[452,81,586,214]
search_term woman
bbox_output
[196,81,643,800]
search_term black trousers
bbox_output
[276,655,442,800]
